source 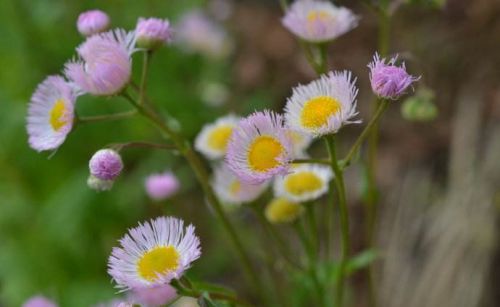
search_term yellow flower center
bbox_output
[137,246,180,282]
[207,125,233,151]
[229,180,241,196]
[284,171,323,196]
[307,10,331,23]
[265,198,304,224]
[49,99,68,131]
[248,135,284,172]
[301,96,341,129]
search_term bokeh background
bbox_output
[0,0,499,306]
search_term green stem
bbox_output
[294,222,325,307]
[251,204,302,270]
[342,100,390,169]
[293,158,331,165]
[108,141,176,151]
[306,204,319,257]
[75,110,136,124]
[325,136,349,307]
[121,92,263,298]
[139,50,152,106]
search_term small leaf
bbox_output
[191,281,236,298]
[401,88,438,122]
[346,249,378,274]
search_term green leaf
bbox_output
[346,249,378,274]
[401,88,438,122]
[191,281,236,298]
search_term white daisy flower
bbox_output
[284,71,360,137]
[108,217,201,291]
[274,163,333,203]
[282,0,359,43]
[265,197,304,224]
[212,163,269,206]
[195,114,240,160]
[27,75,77,152]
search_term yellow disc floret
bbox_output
[301,96,341,129]
[284,171,323,196]
[248,135,284,172]
[137,246,180,282]
[207,125,233,151]
[307,10,331,23]
[49,99,68,131]
[265,197,304,224]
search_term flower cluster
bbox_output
[23,2,421,305]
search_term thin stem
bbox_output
[76,110,136,124]
[293,158,331,165]
[250,204,302,270]
[325,136,349,307]
[172,277,253,307]
[318,43,329,74]
[108,141,176,151]
[306,204,319,257]
[294,222,325,307]
[139,50,152,106]
[121,91,264,298]
[342,100,390,169]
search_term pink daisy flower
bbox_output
[225,111,293,184]
[65,29,135,96]
[108,217,201,291]
[27,75,76,152]
[282,0,358,43]
[22,295,57,307]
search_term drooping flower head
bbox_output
[274,163,333,202]
[77,10,110,37]
[22,296,58,307]
[265,197,304,224]
[226,111,293,184]
[285,71,359,137]
[144,172,180,201]
[175,10,232,59]
[129,284,177,307]
[195,114,240,160]
[108,216,201,291]
[282,0,358,43]
[368,53,420,100]
[27,75,76,152]
[65,29,135,96]
[212,164,268,206]
[89,149,123,181]
[135,17,173,50]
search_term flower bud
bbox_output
[401,88,438,121]
[135,17,172,50]
[145,172,180,200]
[89,149,123,181]
[368,53,419,100]
[77,10,110,37]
